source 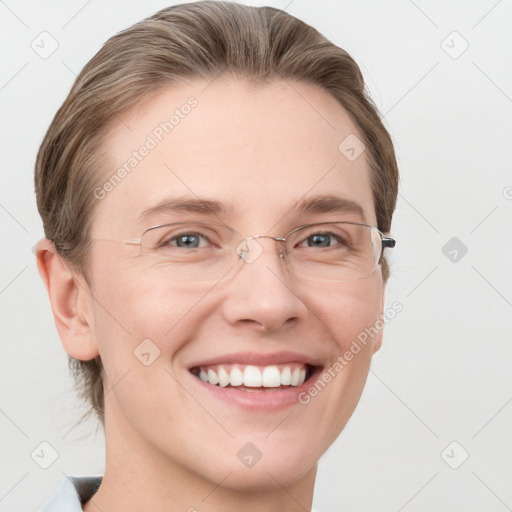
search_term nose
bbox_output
[221,237,307,332]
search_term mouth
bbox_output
[190,362,315,391]
[187,354,323,411]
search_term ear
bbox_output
[35,238,99,360]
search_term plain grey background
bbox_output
[1,1,511,511]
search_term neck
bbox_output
[83,399,317,512]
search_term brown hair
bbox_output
[35,1,399,428]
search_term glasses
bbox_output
[100,221,395,283]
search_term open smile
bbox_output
[190,363,312,389]
[187,352,323,411]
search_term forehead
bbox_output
[94,77,376,236]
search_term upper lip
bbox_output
[187,351,323,369]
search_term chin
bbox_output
[192,433,321,492]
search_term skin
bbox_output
[37,77,387,512]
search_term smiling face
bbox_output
[80,77,385,493]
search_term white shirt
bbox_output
[39,476,102,512]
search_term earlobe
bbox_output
[35,238,99,361]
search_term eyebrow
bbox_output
[137,197,234,224]
[137,194,367,224]
[295,195,366,222]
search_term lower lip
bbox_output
[188,367,323,412]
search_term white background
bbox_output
[1,1,511,511]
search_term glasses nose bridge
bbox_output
[250,233,286,243]
[237,233,288,262]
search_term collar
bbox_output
[40,475,102,511]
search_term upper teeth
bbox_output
[195,364,307,388]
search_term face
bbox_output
[81,77,385,491]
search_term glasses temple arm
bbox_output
[381,237,396,249]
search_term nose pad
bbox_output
[235,236,264,264]
[234,236,287,265]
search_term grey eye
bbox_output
[173,234,202,248]
[306,233,332,247]
[300,232,345,248]
[161,232,212,249]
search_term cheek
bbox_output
[87,255,212,378]
[302,273,384,352]
[322,276,383,401]
[294,275,383,441]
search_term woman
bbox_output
[35,2,398,510]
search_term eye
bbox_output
[141,222,233,255]
[161,231,211,249]
[298,231,347,249]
